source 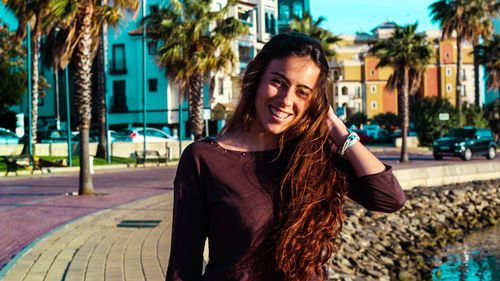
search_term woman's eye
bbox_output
[271,79,285,87]
[297,89,309,98]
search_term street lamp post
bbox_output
[142,0,147,161]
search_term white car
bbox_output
[0,127,20,144]
[120,127,177,143]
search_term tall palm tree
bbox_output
[475,34,500,92]
[3,0,54,153]
[142,0,248,140]
[289,11,341,60]
[429,0,498,121]
[468,0,500,106]
[48,0,139,195]
[369,23,434,162]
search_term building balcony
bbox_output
[108,60,127,75]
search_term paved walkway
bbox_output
[1,146,499,281]
[1,192,174,281]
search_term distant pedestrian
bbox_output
[167,33,405,281]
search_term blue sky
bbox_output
[310,0,442,35]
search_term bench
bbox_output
[134,150,167,167]
[2,155,43,176]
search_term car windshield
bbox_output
[446,129,475,138]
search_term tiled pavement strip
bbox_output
[1,192,174,281]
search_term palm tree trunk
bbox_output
[54,67,61,130]
[95,33,107,159]
[22,37,40,155]
[456,37,463,126]
[473,49,480,107]
[400,67,410,163]
[188,74,205,140]
[75,1,95,195]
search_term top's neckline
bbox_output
[204,137,279,155]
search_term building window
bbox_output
[342,86,348,96]
[461,85,466,96]
[265,12,269,33]
[446,67,452,76]
[446,83,452,93]
[371,101,377,109]
[219,78,224,96]
[239,45,252,62]
[238,10,253,26]
[334,86,338,96]
[148,79,158,92]
[112,80,127,112]
[370,69,375,76]
[371,85,376,93]
[445,52,450,59]
[461,69,466,81]
[149,4,159,14]
[270,14,276,35]
[279,3,290,20]
[111,44,126,74]
[355,86,361,98]
[292,1,303,18]
[148,41,157,55]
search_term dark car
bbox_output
[37,130,78,143]
[432,127,496,161]
[353,129,374,144]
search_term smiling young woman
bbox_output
[166,33,405,281]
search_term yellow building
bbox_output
[330,21,477,119]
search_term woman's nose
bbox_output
[277,87,294,105]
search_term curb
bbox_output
[0,161,180,179]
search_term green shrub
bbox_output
[373,112,400,133]
[411,97,459,146]
[346,112,367,128]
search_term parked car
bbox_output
[0,128,20,144]
[392,128,417,138]
[119,127,177,143]
[72,129,119,143]
[376,129,393,144]
[363,124,382,140]
[37,130,78,143]
[432,127,496,161]
[353,129,374,144]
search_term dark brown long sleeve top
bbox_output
[166,138,405,281]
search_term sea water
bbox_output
[432,224,500,280]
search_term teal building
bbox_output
[0,1,279,140]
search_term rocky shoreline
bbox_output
[328,178,500,281]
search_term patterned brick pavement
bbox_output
[0,167,176,275]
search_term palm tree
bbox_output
[289,11,341,60]
[3,0,54,153]
[48,0,139,195]
[475,34,500,92]
[142,0,248,140]
[468,0,500,106]
[429,0,499,121]
[369,23,434,162]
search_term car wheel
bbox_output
[461,148,472,161]
[486,146,496,160]
[433,153,443,160]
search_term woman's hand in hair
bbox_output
[325,106,350,149]
[325,106,385,176]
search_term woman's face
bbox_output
[252,56,321,136]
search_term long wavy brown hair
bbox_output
[221,33,349,280]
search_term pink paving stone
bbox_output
[0,167,176,270]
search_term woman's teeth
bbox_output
[270,106,291,119]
